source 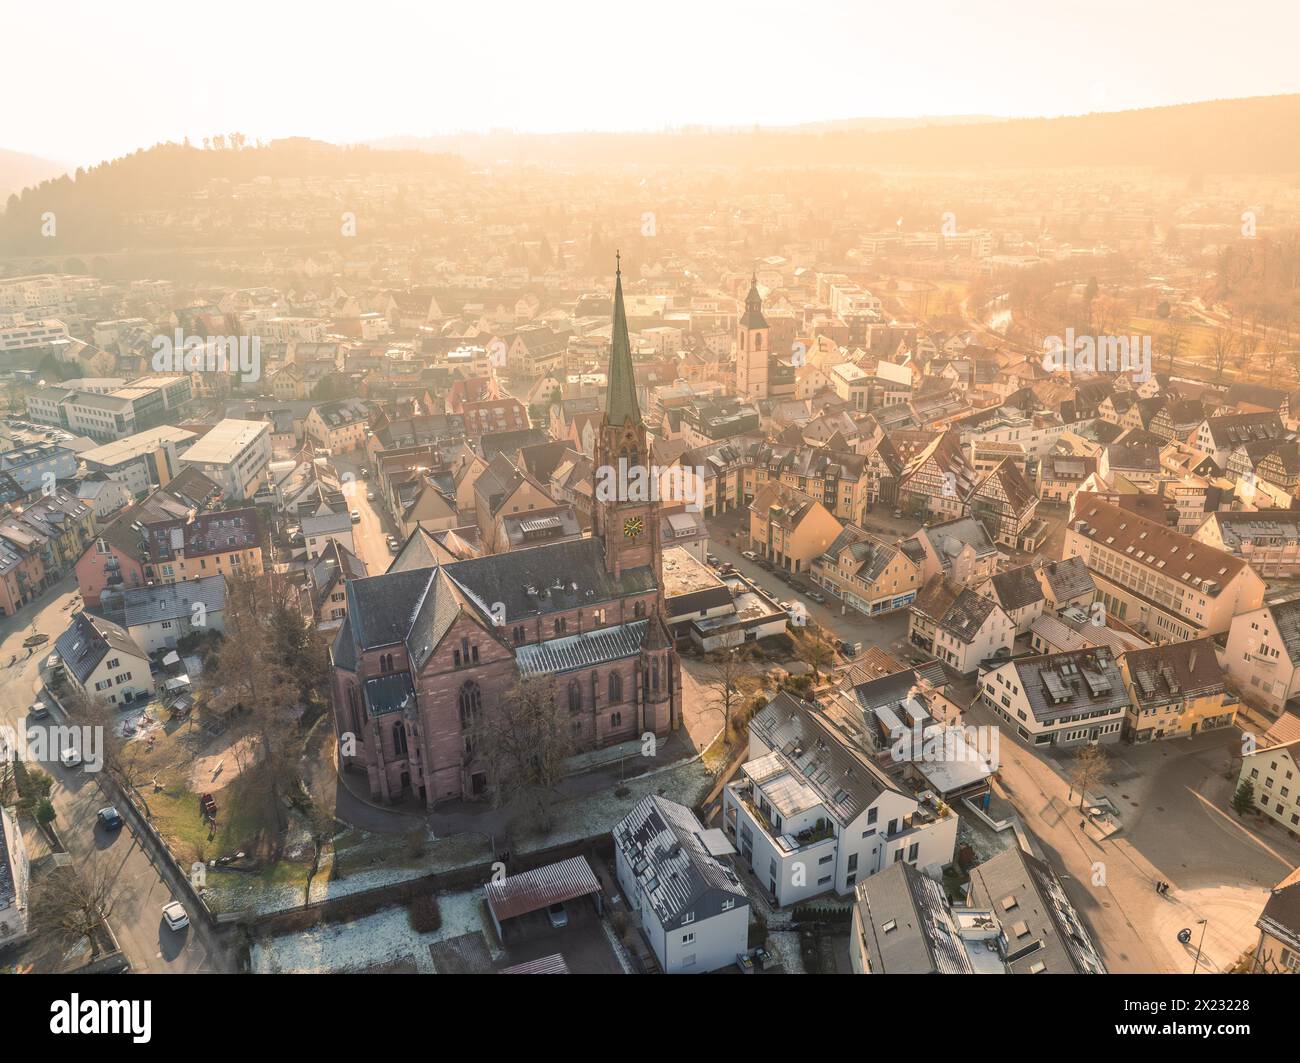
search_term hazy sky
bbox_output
[13,0,1299,166]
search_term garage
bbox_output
[484,856,604,943]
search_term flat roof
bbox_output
[181,418,268,465]
[81,426,197,466]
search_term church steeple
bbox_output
[605,253,642,428]
[741,272,768,329]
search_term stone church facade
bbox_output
[329,264,683,807]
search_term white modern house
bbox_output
[1238,712,1300,836]
[180,418,272,501]
[722,692,958,908]
[119,575,227,653]
[54,611,155,706]
[614,795,750,974]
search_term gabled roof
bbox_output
[121,574,227,628]
[853,861,975,974]
[984,565,1045,612]
[614,794,746,930]
[55,611,147,686]
[967,846,1106,974]
[1122,637,1224,706]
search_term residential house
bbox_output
[1238,711,1300,838]
[812,525,922,616]
[1119,637,1236,742]
[748,482,843,576]
[613,795,749,974]
[54,611,155,705]
[908,575,1014,674]
[979,646,1129,748]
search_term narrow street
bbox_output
[0,576,233,972]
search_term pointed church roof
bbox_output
[606,260,642,428]
[740,274,768,330]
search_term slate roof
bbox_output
[747,691,894,826]
[1037,556,1096,603]
[853,861,974,974]
[967,847,1106,974]
[1006,646,1129,724]
[55,611,147,686]
[445,537,657,623]
[1256,867,1300,957]
[515,620,648,677]
[344,564,468,673]
[614,794,746,931]
[121,574,227,628]
[985,565,1045,612]
[363,671,416,718]
[1123,637,1225,707]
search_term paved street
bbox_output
[963,689,1300,973]
[0,577,233,972]
[334,454,400,575]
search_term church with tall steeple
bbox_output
[328,262,682,809]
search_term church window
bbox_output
[609,672,623,702]
[568,679,582,713]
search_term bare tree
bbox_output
[792,624,836,683]
[1209,330,1236,381]
[1160,320,1186,374]
[471,675,574,833]
[701,648,747,739]
[31,860,117,961]
[1070,743,1109,809]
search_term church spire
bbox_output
[605,253,642,427]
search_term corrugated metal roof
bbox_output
[515,620,647,677]
[499,953,570,974]
[484,856,601,922]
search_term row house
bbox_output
[897,429,976,521]
[908,575,1015,675]
[1119,637,1237,742]
[899,516,1000,586]
[305,399,370,453]
[1194,511,1300,578]
[1063,497,1266,643]
[0,489,96,617]
[1037,453,1097,502]
[1193,412,1289,469]
[812,525,923,616]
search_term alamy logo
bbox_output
[1041,329,1151,383]
[151,329,261,383]
[889,723,1000,772]
[1,724,103,772]
[593,460,706,512]
[50,995,152,1043]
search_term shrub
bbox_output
[35,797,56,825]
[409,894,441,933]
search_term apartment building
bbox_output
[180,418,272,501]
[722,692,957,907]
[1238,712,1300,838]
[305,399,370,453]
[812,525,922,615]
[1063,497,1265,642]
[80,425,198,498]
[1119,637,1237,742]
[979,646,1129,749]
[0,441,78,493]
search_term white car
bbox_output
[350,510,361,524]
[59,747,82,768]
[162,901,190,932]
[30,700,49,719]
[741,550,758,561]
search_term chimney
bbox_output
[1188,648,1197,673]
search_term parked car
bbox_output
[546,902,569,929]
[162,901,190,932]
[350,510,361,524]
[705,554,721,567]
[838,640,862,657]
[59,747,82,768]
[387,535,400,553]
[360,467,370,480]
[22,633,49,648]
[757,558,775,572]
[366,490,376,501]
[97,806,123,830]
[29,700,49,719]
[776,570,794,584]
[807,591,827,604]
[719,562,735,575]
[741,550,758,561]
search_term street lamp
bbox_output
[1191,918,1209,974]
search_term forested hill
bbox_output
[0,139,464,255]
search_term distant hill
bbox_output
[376,95,1300,173]
[0,148,67,201]
[0,138,464,255]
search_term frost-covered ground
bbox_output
[250,887,500,973]
[765,930,805,974]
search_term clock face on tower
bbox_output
[623,516,644,540]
